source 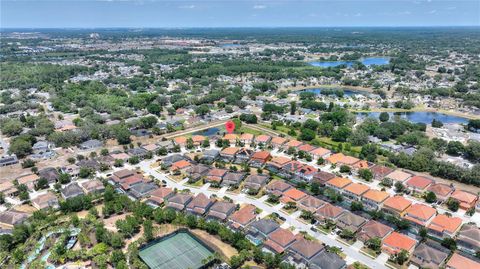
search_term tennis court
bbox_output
[139,231,214,269]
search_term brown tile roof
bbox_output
[255,135,272,143]
[271,136,287,145]
[174,136,187,145]
[250,151,271,161]
[171,159,192,170]
[406,176,434,190]
[266,180,292,193]
[298,195,325,212]
[229,204,256,226]
[326,177,352,189]
[288,238,325,260]
[404,204,437,224]
[285,140,303,148]
[221,147,240,155]
[343,183,370,196]
[267,156,291,167]
[297,144,316,152]
[450,190,478,207]
[327,153,360,165]
[267,228,296,247]
[370,165,394,178]
[240,133,254,141]
[362,189,390,203]
[310,147,331,157]
[282,188,307,201]
[223,133,239,141]
[315,203,344,219]
[446,253,480,269]
[383,196,412,212]
[358,220,393,242]
[386,170,413,182]
[427,183,454,197]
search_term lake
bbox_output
[302,87,368,97]
[309,57,390,68]
[356,111,469,125]
[193,127,221,136]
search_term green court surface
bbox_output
[139,231,214,269]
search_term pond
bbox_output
[355,111,469,125]
[193,127,221,137]
[302,87,369,97]
[309,57,390,68]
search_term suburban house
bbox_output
[410,241,450,269]
[31,192,59,210]
[281,188,307,204]
[205,168,228,184]
[206,201,236,221]
[382,196,412,217]
[255,134,272,145]
[61,183,85,200]
[127,147,148,159]
[146,187,174,207]
[427,214,462,239]
[405,175,435,193]
[185,164,210,182]
[265,180,292,197]
[243,174,269,192]
[61,164,80,178]
[342,183,370,203]
[285,238,325,269]
[17,173,40,191]
[308,251,346,269]
[263,228,298,254]
[335,211,367,233]
[38,167,60,184]
[266,156,291,173]
[173,136,187,146]
[310,147,331,160]
[361,189,390,211]
[384,170,413,185]
[79,139,103,150]
[128,182,158,200]
[297,144,316,154]
[312,171,335,185]
[186,193,215,216]
[357,220,393,242]
[0,210,29,228]
[449,190,478,210]
[325,177,352,193]
[280,160,304,178]
[326,153,360,167]
[228,204,257,231]
[240,133,254,144]
[297,195,326,213]
[221,172,246,187]
[162,154,187,167]
[223,133,239,144]
[427,183,454,202]
[220,147,240,162]
[80,180,105,195]
[456,224,480,255]
[314,203,344,224]
[285,139,303,150]
[166,193,193,211]
[191,135,206,146]
[235,148,254,164]
[382,232,417,255]
[110,152,130,162]
[445,253,480,269]
[294,165,317,182]
[369,165,394,181]
[246,219,280,244]
[170,159,192,173]
[249,151,272,167]
[403,204,437,234]
[202,149,220,163]
[0,155,18,167]
[270,136,288,149]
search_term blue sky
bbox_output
[1,0,479,28]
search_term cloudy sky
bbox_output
[1,0,479,28]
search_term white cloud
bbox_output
[253,5,267,9]
[179,4,195,9]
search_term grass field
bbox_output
[139,231,214,269]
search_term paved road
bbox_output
[139,160,388,269]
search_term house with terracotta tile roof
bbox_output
[271,136,288,149]
[186,193,215,216]
[406,176,435,192]
[361,189,389,211]
[297,195,326,213]
[31,192,59,210]
[191,135,206,146]
[80,179,105,195]
[280,160,305,178]
[110,152,130,162]
[427,183,454,202]
[228,204,257,231]
[234,148,254,164]
[449,190,478,210]
[352,160,371,171]
[312,171,336,185]
[382,196,412,217]
[263,228,298,254]
[403,204,437,234]
[220,147,240,162]
[205,168,228,184]
[336,211,367,233]
[285,139,303,149]
[369,165,394,180]
[297,144,316,153]
[254,134,272,145]
[456,224,480,255]
[223,133,239,144]
[240,133,254,144]
[342,183,370,203]
[410,241,450,269]
[382,232,417,255]
[141,143,158,152]
[325,177,352,193]
[266,156,291,173]
[446,253,480,269]
[243,174,269,192]
[310,147,332,159]
[265,180,292,197]
[173,136,187,146]
[285,238,326,268]
[384,170,413,185]
[170,159,192,173]
[357,220,393,242]
[294,164,318,182]
[146,187,174,207]
[249,151,272,167]
[281,188,307,204]
[326,153,358,166]
[314,203,344,224]
[427,214,462,239]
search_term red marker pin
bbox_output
[225,120,235,134]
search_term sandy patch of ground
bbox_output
[103,213,131,232]
[191,229,238,260]
[13,204,37,213]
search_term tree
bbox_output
[332,126,352,142]
[446,198,460,212]
[419,227,428,240]
[366,237,382,252]
[34,178,49,190]
[379,112,390,122]
[339,165,351,174]
[358,169,373,181]
[195,104,210,116]
[290,101,296,115]
[424,191,437,203]
[351,201,364,212]
[446,141,465,156]
[113,125,131,145]
[431,119,444,128]
[339,229,355,240]
[143,220,153,242]
[79,167,92,178]
[9,137,33,158]
[394,182,406,193]
[299,128,316,141]
[1,119,23,136]
[393,249,409,265]
[441,237,457,251]
[360,143,378,162]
